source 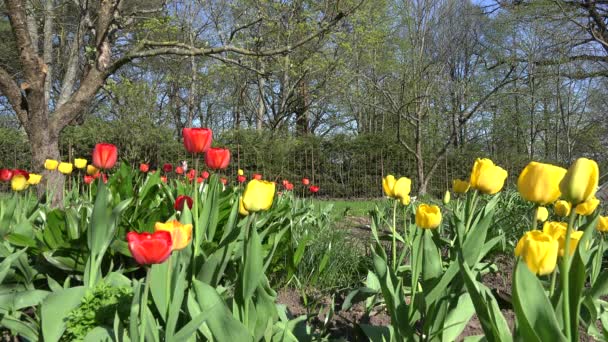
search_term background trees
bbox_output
[1,0,607,197]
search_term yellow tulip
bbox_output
[575,197,600,216]
[242,179,275,212]
[536,206,548,222]
[443,190,451,205]
[514,230,558,276]
[27,173,42,185]
[415,204,442,229]
[86,165,99,176]
[239,197,249,216]
[517,162,567,204]
[74,158,87,169]
[154,220,193,251]
[11,174,28,191]
[452,179,470,194]
[559,158,599,205]
[58,162,73,175]
[542,221,582,256]
[382,175,412,205]
[382,175,396,198]
[597,216,608,232]
[470,158,508,195]
[554,200,571,217]
[44,159,59,170]
[238,169,244,176]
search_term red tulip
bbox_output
[284,183,294,191]
[12,169,29,180]
[204,148,231,170]
[92,143,118,169]
[201,171,210,180]
[174,195,193,211]
[253,173,262,180]
[183,128,213,154]
[197,177,204,183]
[139,163,149,173]
[309,185,320,193]
[302,178,310,185]
[175,166,184,175]
[237,175,246,183]
[220,177,228,185]
[127,231,173,265]
[162,163,173,173]
[161,176,167,183]
[84,175,94,185]
[0,169,13,182]
[282,179,289,186]
[187,169,196,181]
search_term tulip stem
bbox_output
[140,267,151,342]
[562,210,577,340]
[465,190,478,232]
[392,199,398,270]
[549,268,557,298]
[192,155,200,277]
[530,205,537,231]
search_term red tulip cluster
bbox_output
[281,179,294,191]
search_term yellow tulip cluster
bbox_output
[515,157,602,276]
[382,175,412,205]
[450,158,508,196]
[44,158,88,175]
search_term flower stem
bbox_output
[392,199,398,270]
[562,209,577,340]
[139,267,151,342]
[192,155,200,277]
[465,190,478,232]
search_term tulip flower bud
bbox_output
[205,147,231,170]
[598,216,608,232]
[517,162,567,204]
[11,174,28,191]
[27,173,42,185]
[139,163,149,173]
[253,173,262,180]
[74,158,87,169]
[174,195,193,211]
[239,197,249,216]
[515,231,558,276]
[0,169,13,182]
[242,179,275,212]
[182,127,212,154]
[237,175,246,183]
[127,231,173,265]
[238,169,244,176]
[559,158,599,205]
[443,190,451,205]
[575,197,600,216]
[452,179,470,194]
[470,158,508,195]
[92,143,118,169]
[154,220,193,251]
[86,165,99,176]
[58,162,73,175]
[536,206,548,222]
[415,204,442,229]
[554,200,571,217]
[44,159,59,170]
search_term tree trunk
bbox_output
[29,123,64,205]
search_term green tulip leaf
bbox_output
[41,286,86,342]
[512,260,566,342]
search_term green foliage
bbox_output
[63,283,133,342]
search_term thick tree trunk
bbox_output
[28,123,64,205]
